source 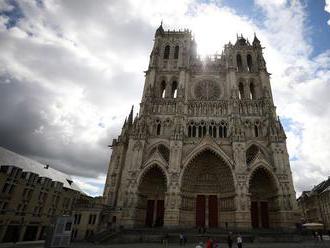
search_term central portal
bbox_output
[181,149,235,228]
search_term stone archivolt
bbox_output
[103,26,299,229]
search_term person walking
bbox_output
[206,237,213,248]
[195,241,204,248]
[227,232,233,248]
[179,232,184,246]
[237,234,242,248]
[162,233,169,248]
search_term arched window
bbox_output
[254,123,259,137]
[192,126,196,137]
[164,45,170,59]
[219,121,227,138]
[156,123,161,135]
[160,80,166,98]
[250,82,255,100]
[188,126,192,137]
[247,54,253,72]
[171,81,178,98]
[174,46,179,59]
[237,54,243,71]
[239,82,244,100]
[212,126,217,138]
[198,126,202,138]
[202,126,207,136]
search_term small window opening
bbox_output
[247,54,253,72]
[164,45,170,59]
[174,46,179,59]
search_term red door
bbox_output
[145,200,155,227]
[208,195,218,228]
[260,201,269,228]
[156,200,164,226]
[251,201,259,228]
[196,195,206,227]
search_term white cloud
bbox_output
[326,0,330,25]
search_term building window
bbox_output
[2,183,9,193]
[160,80,166,98]
[88,214,97,225]
[174,46,179,59]
[237,54,243,71]
[163,45,170,59]
[238,82,244,100]
[171,81,178,98]
[247,54,253,72]
[250,82,255,100]
[156,123,161,136]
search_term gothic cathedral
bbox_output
[103,24,298,229]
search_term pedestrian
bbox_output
[213,239,219,248]
[319,230,323,241]
[195,241,204,248]
[237,234,242,248]
[183,233,187,245]
[206,237,213,248]
[179,232,184,246]
[227,232,233,248]
[162,233,169,248]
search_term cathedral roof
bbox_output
[0,146,81,192]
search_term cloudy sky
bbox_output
[0,0,329,196]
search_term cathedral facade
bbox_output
[103,25,298,229]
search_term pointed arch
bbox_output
[174,45,179,59]
[236,54,243,71]
[147,142,170,161]
[163,45,170,59]
[171,81,178,98]
[137,162,169,189]
[182,142,235,170]
[248,165,280,228]
[247,54,253,72]
[180,142,236,191]
[160,80,166,98]
[238,81,244,100]
[249,80,256,99]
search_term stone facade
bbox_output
[103,25,299,229]
[72,195,110,241]
[298,177,330,230]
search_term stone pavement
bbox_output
[1,241,330,248]
[71,241,330,248]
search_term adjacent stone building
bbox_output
[298,177,330,229]
[0,146,81,242]
[103,25,299,229]
[72,195,111,241]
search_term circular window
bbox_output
[194,80,220,100]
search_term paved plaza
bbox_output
[0,241,330,248]
[71,241,330,248]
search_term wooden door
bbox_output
[260,201,269,228]
[156,200,164,226]
[145,200,155,227]
[208,195,218,228]
[251,201,259,228]
[196,195,206,227]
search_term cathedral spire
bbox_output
[155,21,164,37]
[253,32,261,47]
[128,105,134,125]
